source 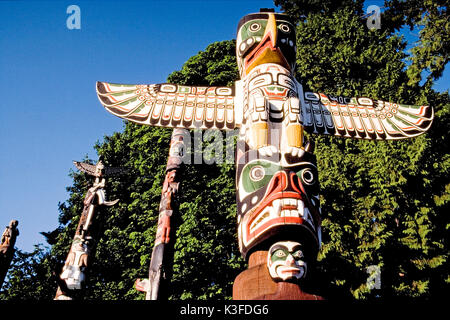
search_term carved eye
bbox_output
[292,250,304,259]
[279,23,291,33]
[249,22,261,32]
[275,250,287,258]
[301,168,315,185]
[249,165,265,181]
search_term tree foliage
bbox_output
[1,1,448,301]
[383,0,449,86]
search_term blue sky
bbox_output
[0,0,448,253]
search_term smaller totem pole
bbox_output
[0,220,19,289]
[135,129,186,300]
[54,159,124,300]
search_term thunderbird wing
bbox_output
[73,161,97,175]
[301,92,433,140]
[96,81,242,130]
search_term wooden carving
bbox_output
[0,220,19,289]
[54,160,124,300]
[96,9,434,299]
[135,129,186,300]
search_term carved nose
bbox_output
[264,13,278,48]
[265,171,303,197]
[286,254,295,264]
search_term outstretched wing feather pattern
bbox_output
[301,92,433,140]
[96,81,239,130]
[73,161,97,175]
[73,160,127,177]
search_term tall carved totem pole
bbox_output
[55,160,123,300]
[0,220,19,289]
[95,10,433,299]
[135,129,186,300]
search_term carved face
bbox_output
[95,161,105,177]
[236,12,297,76]
[236,150,321,259]
[71,237,89,259]
[267,241,307,281]
[9,220,18,228]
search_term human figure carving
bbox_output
[0,220,19,289]
[79,160,120,207]
[55,159,125,299]
[59,236,90,290]
[1,220,19,251]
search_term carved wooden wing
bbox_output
[73,161,97,175]
[73,161,127,177]
[96,81,242,130]
[301,92,434,140]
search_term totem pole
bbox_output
[0,220,19,289]
[54,159,124,300]
[95,9,433,299]
[135,128,186,300]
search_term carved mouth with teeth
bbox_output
[242,194,316,248]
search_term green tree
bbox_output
[383,0,449,86]
[0,245,55,300]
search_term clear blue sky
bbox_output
[0,0,448,253]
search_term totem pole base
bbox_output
[232,251,323,300]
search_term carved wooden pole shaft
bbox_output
[142,129,186,300]
[0,220,19,289]
[54,200,95,300]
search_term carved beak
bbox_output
[243,13,290,75]
[265,13,277,48]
